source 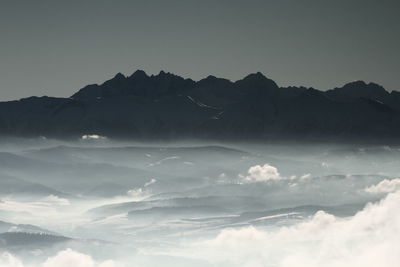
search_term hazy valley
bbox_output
[0,137,399,266]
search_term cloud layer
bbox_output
[365,178,400,194]
[172,190,400,267]
[0,249,119,267]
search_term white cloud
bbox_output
[0,252,24,267]
[239,165,312,184]
[81,134,107,140]
[0,250,121,267]
[43,249,120,267]
[365,178,400,194]
[98,260,121,267]
[210,226,267,248]
[244,164,281,182]
[43,249,95,267]
[171,190,400,267]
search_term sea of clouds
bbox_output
[0,138,399,267]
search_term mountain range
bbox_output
[1,70,400,140]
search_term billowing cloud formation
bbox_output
[173,190,400,267]
[2,140,400,267]
[0,252,23,267]
[244,164,281,182]
[365,178,400,194]
[0,249,120,267]
[43,249,95,267]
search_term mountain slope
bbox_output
[0,70,399,140]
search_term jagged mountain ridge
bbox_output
[1,70,400,140]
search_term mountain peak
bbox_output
[326,80,389,102]
[199,75,230,83]
[205,75,218,80]
[129,69,148,79]
[236,72,278,90]
[340,80,387,94]
[151,70,176,79]
[113,72,126,80]
[241,72,267,81]
[158,70,174,77]
[344,80,367,87]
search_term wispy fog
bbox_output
[0,137,399,266]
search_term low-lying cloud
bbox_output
[81,135,107,141]
[364,178,400,194]
[0,249,120,267]
[0,252,23,267]
[243,164,281,182]
[170,190,400,267]
[43,249,119,267]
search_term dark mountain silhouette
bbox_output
[0,70,400,140]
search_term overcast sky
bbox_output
[0,0,399,101]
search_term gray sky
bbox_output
[0,0,399,101]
